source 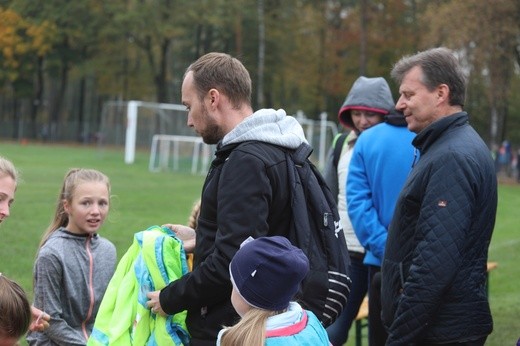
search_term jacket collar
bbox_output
[413,111,468,154]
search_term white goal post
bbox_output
[99,100,338,173]
[295,111,339,170]
[124,100,188,164]
[148,134,211,174]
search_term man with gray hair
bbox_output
[381,47,497,345]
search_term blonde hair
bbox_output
[186,199,201,271]
[0,156,19,187]
[187,199,201,229]
[0,273,31,341]
[219,308,278,346]
[38,168,111,248]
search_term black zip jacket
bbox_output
[160,141,293,345]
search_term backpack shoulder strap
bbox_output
[332,133,348,168]
[291,142,313,166]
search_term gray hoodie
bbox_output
[338,76,395,130]
[222,108,308,149]
[27,228,116,346]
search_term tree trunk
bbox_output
[155,38,170,103]
[78,76,86,142]
[49,38,70,140]
[235,9,243,56]
[11,96,19,140]
[359,0,367,75]
[257,0,265,108]
[30,56,44,139]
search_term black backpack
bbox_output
[333,132,349,168]
[285,143,352,327]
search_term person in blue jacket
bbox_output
[28,168,116,345]
[381,47,497,345]
[324,76,392,346]
[346,86,416,344]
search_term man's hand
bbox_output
[162,224,196,252]
[146,290,166,316]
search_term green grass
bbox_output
[343,183,520,346]
[486,184,520,346]
[1,141,519,346]
[0,141,205,295]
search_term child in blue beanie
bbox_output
[217,236,331,345]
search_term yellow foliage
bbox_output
[0,8,55,81]
[27,21,56,56]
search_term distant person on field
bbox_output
[0,156,50,334]
[381,47,498,345]
[217,236,330,346]
[27,168,117,345]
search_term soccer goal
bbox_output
[295,111,339,170]
[98,100,213,174]
[98,100,338,173]
[148,134,212,174]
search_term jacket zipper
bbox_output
[81,235,95,341]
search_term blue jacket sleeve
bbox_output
[346,141,387,264]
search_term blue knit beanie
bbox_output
[229,236,309,311]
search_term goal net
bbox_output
[98,100,214,174]
[98,101,338,174]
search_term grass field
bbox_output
[0,141,518,345]
[0,141,205,291]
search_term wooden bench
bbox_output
[353,262,498,346]
[486,261,498,296]
[354,296,369,346]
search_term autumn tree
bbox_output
[0,7,55,138]
[10,0,111,141]
[421,0,520,148]
[100,0,247,104]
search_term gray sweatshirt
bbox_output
[27,228,116,346]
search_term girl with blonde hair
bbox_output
[27,168,116,345]
[0,155,19,224]
[0,156,50,335]
[217,236,330,346]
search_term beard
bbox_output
[199,105,226,144]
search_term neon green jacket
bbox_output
[88,225,190,346]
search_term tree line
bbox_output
[0,0,519,150]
